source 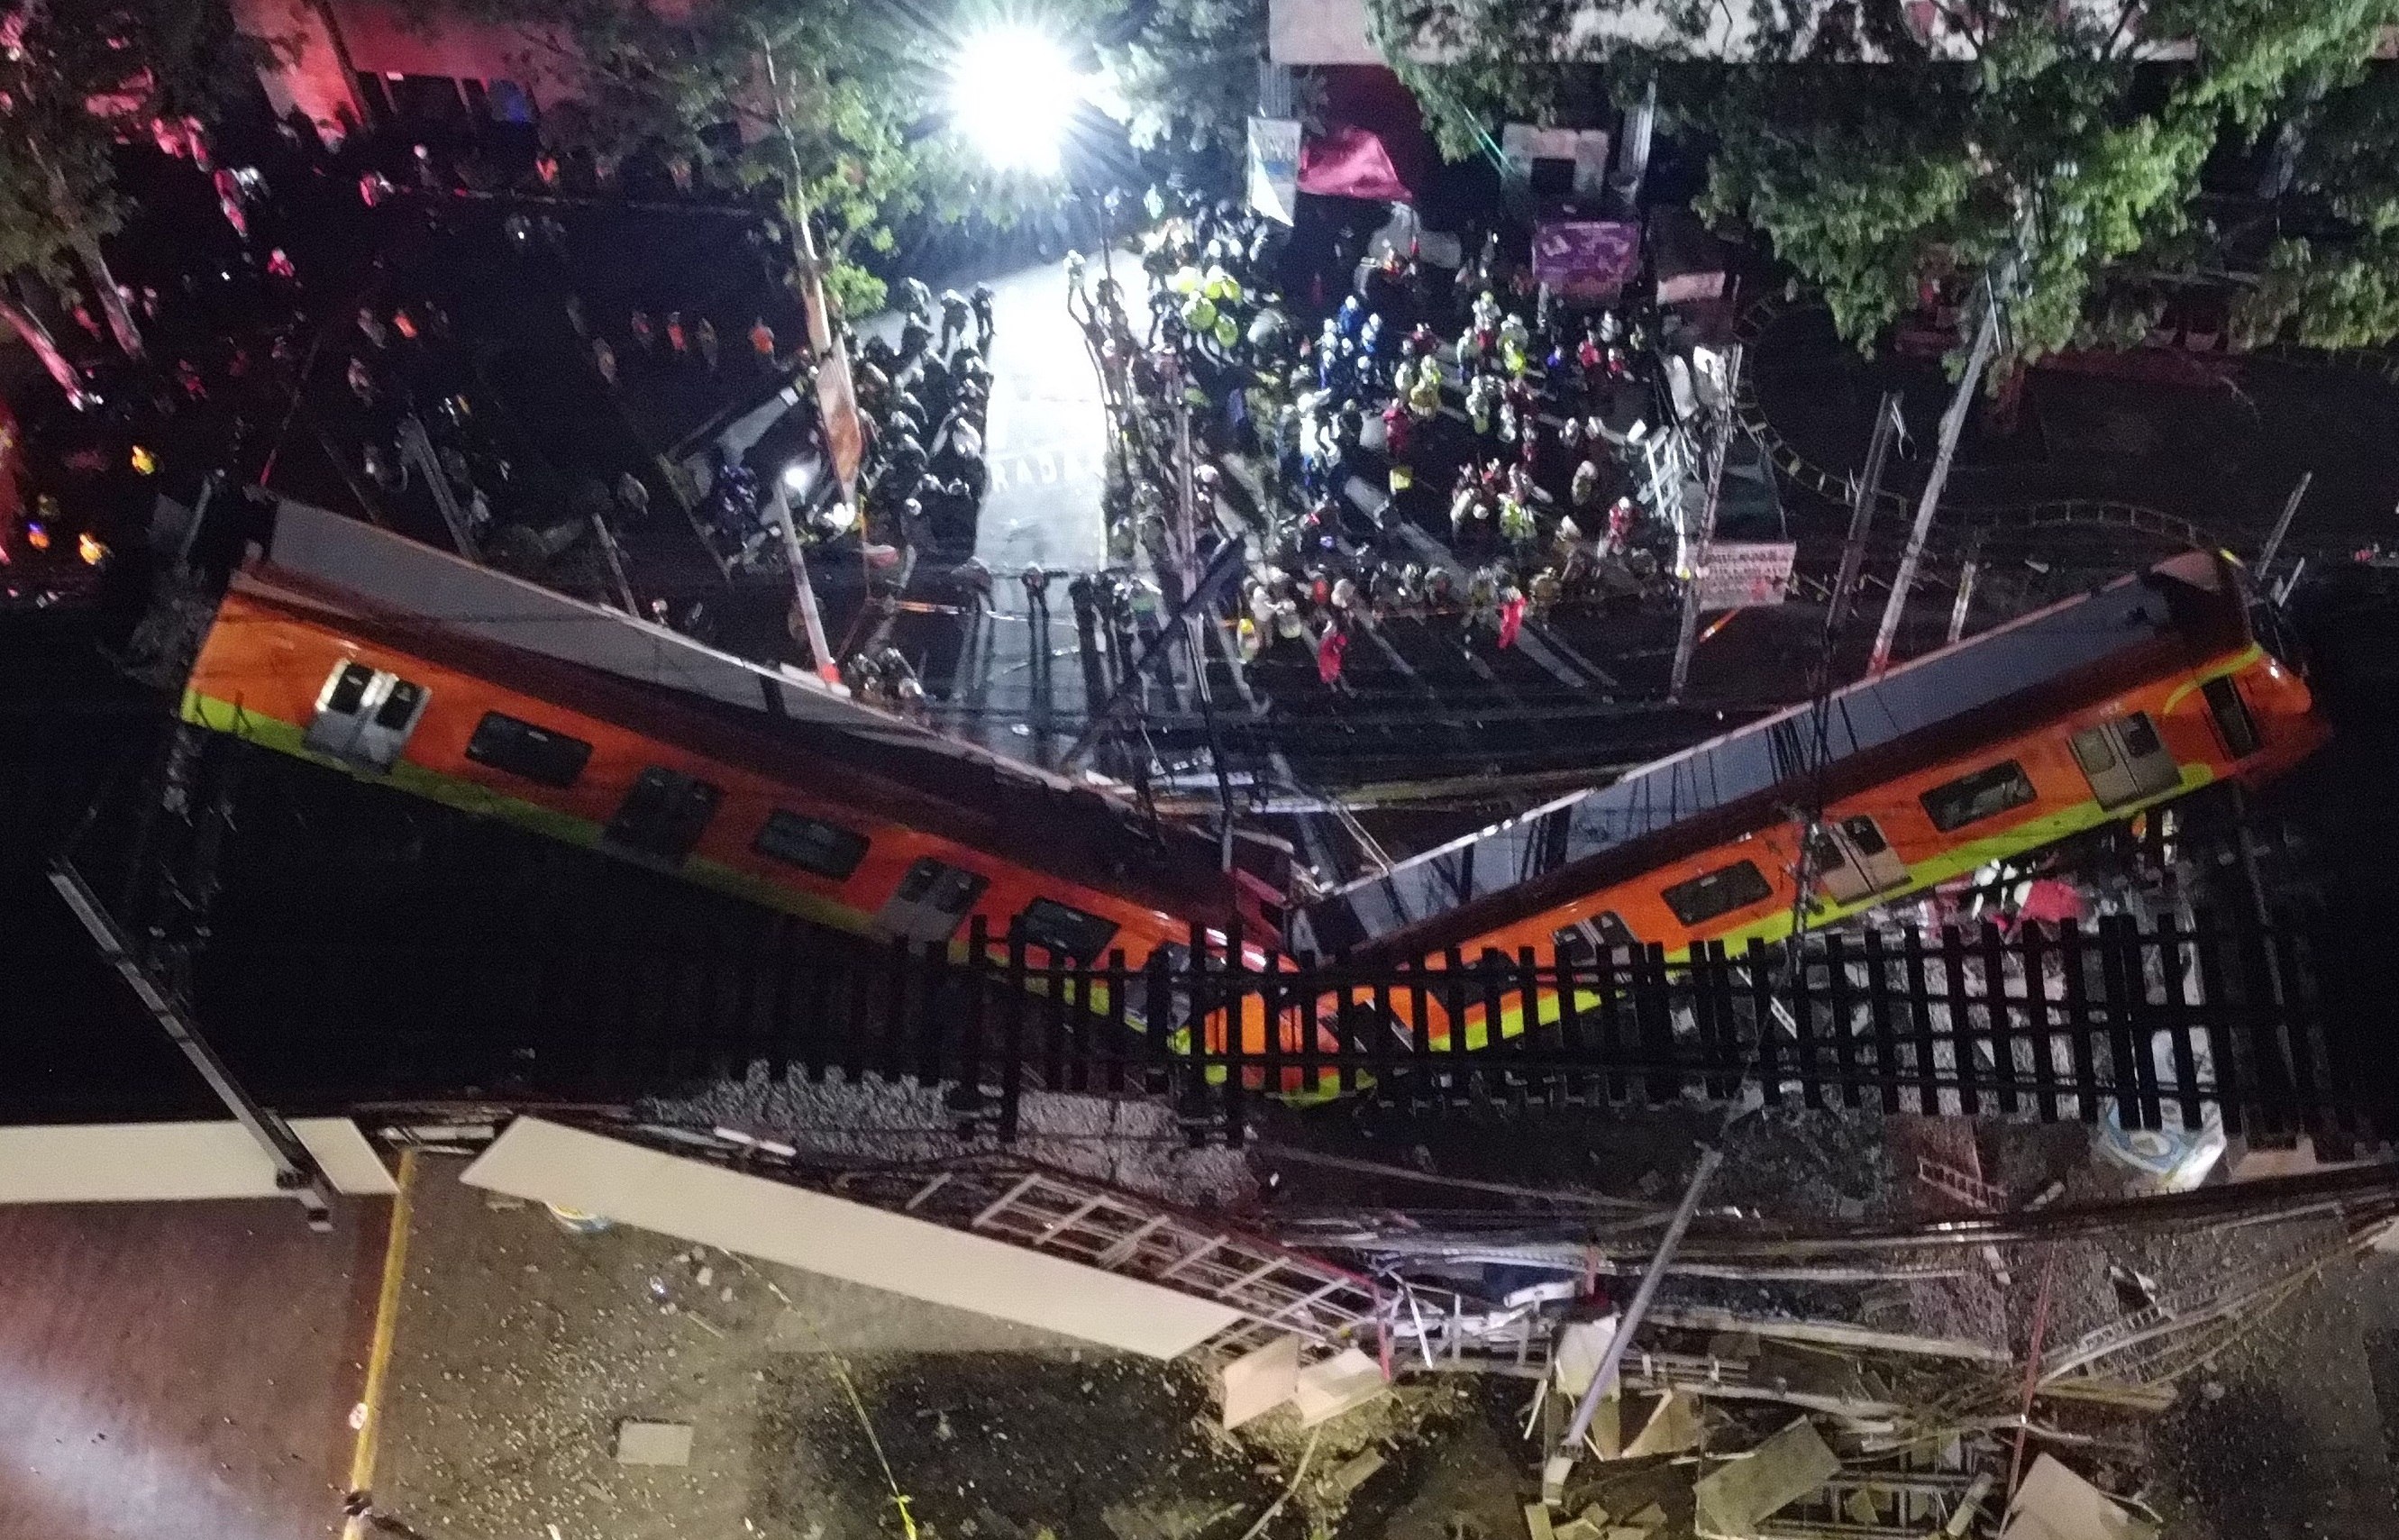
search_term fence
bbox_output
[189,900,2372,1148]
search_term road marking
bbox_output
[343,1145,418,1525]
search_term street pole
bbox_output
[1542,1145,1723,1506]
[2257,470,2313,574]
[1867,275,2003,677]
[759,31,849,684]
[1667,345,1742,700]
[1947,533,1981,645]
[769,479,838,681]
[1832,393,1903,643]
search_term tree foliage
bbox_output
[1096,0,1272,158]
[1369,0,2399,362]
[0,0,252,351]
[434,0,987,315]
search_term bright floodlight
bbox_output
[951,25,1077,175]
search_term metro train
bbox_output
[1296,551,2329,1051]
[180,506,2328,1084]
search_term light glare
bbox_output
[951,26,1078,175]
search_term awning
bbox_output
[1298,66,1432,203]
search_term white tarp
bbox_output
[0,1118,397,1202]
[1247,116,1302,225]
[461,1118,1244,1358]
[1501,124,1610,196]
[1695,541,1797,612]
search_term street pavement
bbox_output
[893,255,1112,770]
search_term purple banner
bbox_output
[1532,220,1642,296]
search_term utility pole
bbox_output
[1542,1146,1723,1505]
[1868,243,2016,676]
[2257,470,2313,573]
[1667,345,1743,700]
[1832,393,1903,642]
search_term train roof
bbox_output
[240,499,1253,927]
[1300,551,2247,956]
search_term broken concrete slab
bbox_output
[1553,1316,1621,1397]
[1325,1449,1385,1498]
[614,1419,695,1466]
[1525,1501,1556,1540]
[1692,1417,1839,1538]
[1218,1334,1301,1430]
[1621,1391,1701,1458]
[1293,1346,1389,1427]
[1999,1455,2161,1540]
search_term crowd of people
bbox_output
[1073,192,1694,690]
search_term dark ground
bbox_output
[0,1198,387,1540]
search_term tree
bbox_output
[1368,0,2399,365]
[0,0,255,363]
[442,0,1142,318]
[2226,66,2399,348]
[1097,0,1272,159]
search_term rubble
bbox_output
[1691,1417,1841,1538]
[639,1069,1255,1207]
[1999,1455,2161,1540]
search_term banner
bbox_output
[1693,542,1796,612]
[1530,219,1641,298]
[1246,116,1301,225]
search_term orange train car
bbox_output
[1294,551,2328,1050]
[179,503,1321,1065]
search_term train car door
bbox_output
[876,856,990,944]
[1808,815,1908,904]
[2069,712,2180,809]
[304,661,430,772]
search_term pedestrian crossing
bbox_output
[984,447,1104,493]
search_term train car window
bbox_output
[1841,816,1890,856]
[466,712,593,788]
[2070,713,2178,809]
[878,857,990,943]
[2069,730,2118,776]
[894,857,938,904]
[1553,911,1637,961]
[1921,761,2037,833]
[930,866,989,915]
[372,679,426,731]
[603,766,723,866]
[1018,898,1120,961]
[2203,677,2261,760]
[1660,861,1774,927]
[324,662,372,715]
[754,809,869,879]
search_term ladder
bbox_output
[828,1159,1391,1360]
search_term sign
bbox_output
[815,346,865,494]
[1246,116,1301,225]
[1501,124,1610,196]
[1693,542,1795,612]
[1530,219,1641,298]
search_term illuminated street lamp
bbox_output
[949,25,1081,176]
